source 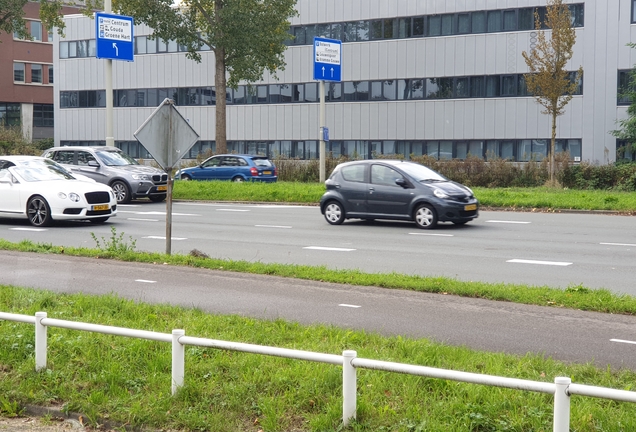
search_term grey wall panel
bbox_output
[515,99,528,138]
[463,36,477,76]
[291,105,302,138]
[474,36,488,75]
[454,37,467,76]
[454,102,466,139]
[462,100,475,139]
[443,102,455,137]
[414,103,425,138]
[423,39,437,77]
[483,100,497,138]
[424,102,437,138]
[366,103,379,140]
[432,101,445,138]
[443,38,456,75]
[404,103,417,139]
[394,103,407,140]
[502,99,520,138]
[473,99,488,138]
[434,39,446,76]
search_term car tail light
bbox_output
[250,167,258,176]
[274,167,278,176]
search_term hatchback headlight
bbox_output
[433,188,449,199]
[132,174,149,180]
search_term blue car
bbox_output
[175,154,278,182]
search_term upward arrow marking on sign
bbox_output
[112,43,118,56]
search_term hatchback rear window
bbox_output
[252,159,273,167]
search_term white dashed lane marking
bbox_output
[255,225,292,229]
[143,236,187,240]
[304,246,356,252]
[135,279,157,283]
[10,228,47,232]
[408,233,454,237]
[601,243,636,247]
[216,209,250,212]
[486,220,531,224]
[611,339,636,345]
[507,259,572,266]
[339,304,362,308]
[128,218,159,222]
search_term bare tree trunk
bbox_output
[214,0,227,154]
[550,111,557,183]
[215,48,227,155]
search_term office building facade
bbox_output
[53,0,636,163]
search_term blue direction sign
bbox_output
[313,37,341,82]
[95,12,134,62]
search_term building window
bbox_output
[632,0,636,23]
[48,66,53,84]
[0,104,21,127]
[33,104,54,127]
[30,21,42,41]
[31,64,42,83]
[14,63,25,82]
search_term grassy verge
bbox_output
[2,238,636,316]
[172,181,636,212]
[2,286,636,431]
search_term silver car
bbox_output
[42,146,168,204]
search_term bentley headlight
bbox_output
[433,188,449,199]
[132,174,149,180]
[69,192,80,202]
[58,192,67,199]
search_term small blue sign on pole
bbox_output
[313,37,341,82]
[95,12,134,62]
[322,126,329,142]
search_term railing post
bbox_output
[172,329,185,395]
[343,350,357,426]
[553,377,571,432]
[35,312,47,372]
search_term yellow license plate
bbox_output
[263,171,272,175]
[464,204,477,211]
[157,185,167,191]
[93,204,109,211]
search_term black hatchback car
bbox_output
[320,160,478,229]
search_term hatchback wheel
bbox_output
[27,196,53,227]
[414,204,437,229]
[111,180,131,204]
[232,176,245,182]
[180,174,192,181]
[324,201,345,225]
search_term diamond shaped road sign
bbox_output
[134,98,200,171]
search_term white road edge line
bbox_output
[304,246,356,252]
[216,209,250,212]
[135,279,157,283]
[601,242,636,247]
[255,225,292,229]
[408,233,454,237]
[10,228,47,232]
[143,236,187,240]
[339,304,362,308]
[610,339,636,345]
[507,259,572,266]
[128,218,160,222]
[486,220,531,224]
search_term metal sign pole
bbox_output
[319,80,326,183]
[165,107,173,255]
[104,0,114,147]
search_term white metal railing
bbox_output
[2,311,636,430]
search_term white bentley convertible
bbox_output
[0,156,117,227]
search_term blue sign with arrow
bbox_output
[313,37,341,82]
[95,12,134,62]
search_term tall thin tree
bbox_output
[522,0,582,183]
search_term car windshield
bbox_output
[11,163,75,182]
[96,150,139,166]
[397,163,447,182]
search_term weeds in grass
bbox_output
[90,226,137,253]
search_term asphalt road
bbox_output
[1,201,635,294]
[3,250,636,371]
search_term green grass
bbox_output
[172,181,636,212]
[2,286,636,431]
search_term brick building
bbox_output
[0,1,78,141]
